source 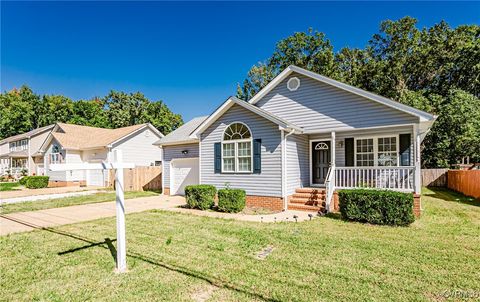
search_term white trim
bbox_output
[353,134,400,167]
[248,65,436,122]
[220,122,253,174]
[301,123,417,135]
[190,96,302,138]
[309,139,332,187]
[155,139,199,147]
[287,76,300,91]
[108,123,164,148]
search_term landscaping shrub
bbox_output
[217,188,246,213]
[25,176,50,189]
[184,185,216,210]
[339,189,415,226]
[19,176,30,186]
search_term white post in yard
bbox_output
[48,154,134,274]
[114,150,127,273]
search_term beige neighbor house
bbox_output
[0,124,55,177]
[156,65,436,216]
[38,123,164,187]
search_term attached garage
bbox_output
[170,158,199,195]
[87,168,106,187]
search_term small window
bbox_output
[287,77,300,91]
[222,123,252,173]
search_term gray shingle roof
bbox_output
[154,116,208,146]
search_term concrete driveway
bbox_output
[0,195,186,236]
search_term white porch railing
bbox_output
[335,166,415,191]
[325,166,335,212]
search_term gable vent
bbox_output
[287,77,300,91]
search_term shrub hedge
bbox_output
[19,176,30,185]
[338,189,415,226]
[25,176,50,189]
[184,185,216,210]
[217,188,246,213]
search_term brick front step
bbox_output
[295,187,326,194]
[289,197,325,206]
[287,203,324,212]
[292,192,325,199]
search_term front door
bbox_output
[312,141,331,185]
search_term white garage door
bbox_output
[88,169,105,187]
[171,158,199,195]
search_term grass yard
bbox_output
[1,187,479,301]
[0,191,159,214]
[0,182,20,191]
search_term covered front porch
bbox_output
[286,124,423,213]
[0,151,29,178]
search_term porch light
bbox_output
[336,140,344,148]
[181,150,188,155]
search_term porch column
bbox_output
[330,131,336,169]
[413,124,421,194]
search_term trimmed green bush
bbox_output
[184,185,216,210]
[339,189,415,226]
[19,176,30,186]
[25,176,50,189]
[217,188,246,213]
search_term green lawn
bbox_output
[0,191,159,214]
[0,182,20,191]
[1,188,479,301]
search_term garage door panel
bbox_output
[171,158,199,195]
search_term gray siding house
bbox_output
[155,66,436,215]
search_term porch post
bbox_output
[413,124,421,194]
[331,131,336,169]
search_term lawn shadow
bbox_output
[323,212,342,221]
[423,187,480,207]
[1,215,278,302]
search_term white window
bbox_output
[222,123,252,173]
[50,153,62,164]
[355,136,399,167]
[356,138,374,166]
[377,137,397,166]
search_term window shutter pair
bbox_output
[344,135,412,166]
[214,139,261,174]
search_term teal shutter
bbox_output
[399,134,411,166]
[345,138,354,166]
[253,139,261,174]
[214,142,221,173]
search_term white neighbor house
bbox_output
[38,123,164,186]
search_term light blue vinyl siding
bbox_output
[200,104,282,197]
[256,73,419,132]
[163,143,199,188]
[286,134,309,196]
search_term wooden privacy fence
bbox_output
[421,169,448,187]
[447,170,480,199]
[109,166,162,192]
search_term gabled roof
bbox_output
[190,96,303,138]
[248,65,436,122]
[154,116,208,146]
[0,124,55,145]
[40,123,163,151]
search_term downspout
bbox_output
[282,128,295,211]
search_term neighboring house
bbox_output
[38,123,164,187]
[0,124,55,177]
[155,65,436,215]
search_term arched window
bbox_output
[222,123,252,172]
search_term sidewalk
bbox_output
[0,185,103,200]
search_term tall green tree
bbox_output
[69,98,108,128]
[237,17,480,167]
[0,86,36,138]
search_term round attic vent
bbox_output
[287,77,300,91]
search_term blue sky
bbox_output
[2,1,479,121]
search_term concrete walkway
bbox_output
[1,189,110,204]
[0,195,319,236]
[0,185,103,200]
